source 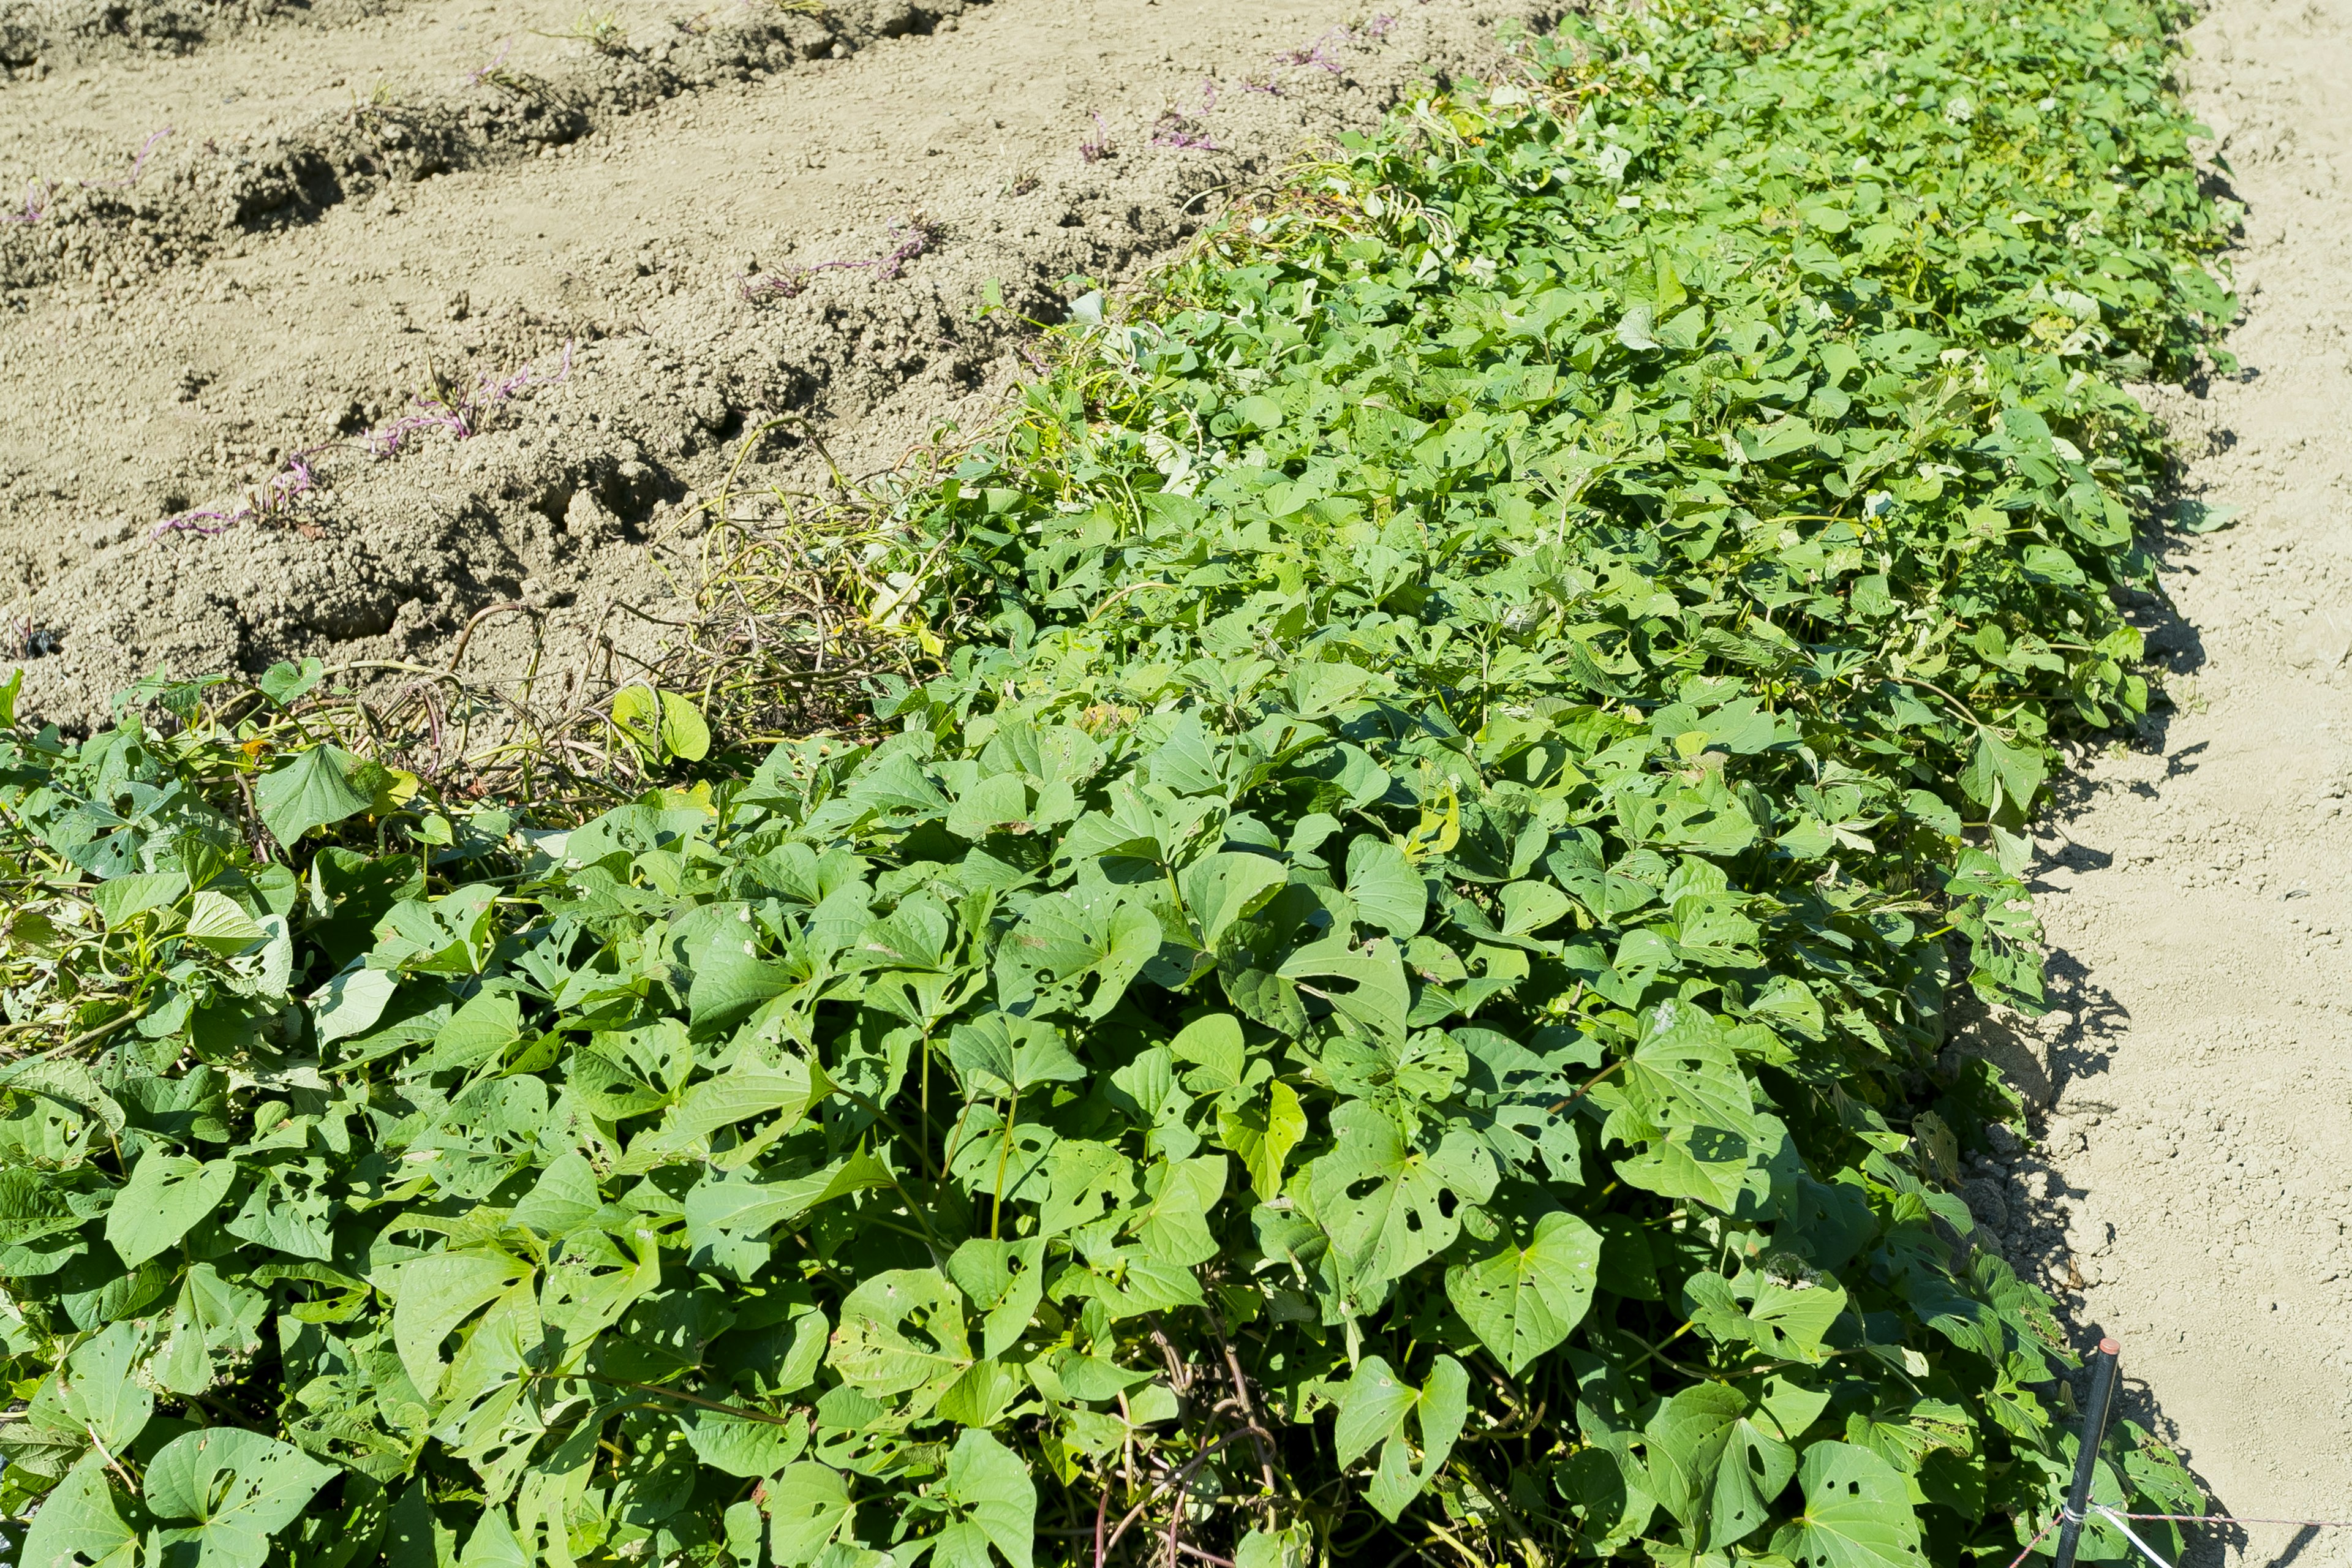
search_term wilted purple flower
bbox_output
[1150,113,1217,152]
[1079,111,1114,164]
[466,40,514,85]
[155,341,575,537]
[1274,26,1352,72]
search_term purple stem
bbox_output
[0,183,49,225]
[88,127,175,189]
[740,217,938,301]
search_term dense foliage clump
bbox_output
[0,1,2236,1564]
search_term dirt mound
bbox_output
[1,0,960,295]
[0,0,1555,724]
[0,0,379,78]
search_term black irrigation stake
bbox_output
[2054,1336,2123,1568]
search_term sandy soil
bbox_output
[0,0,1553,720]
[1958,0,2352,1559]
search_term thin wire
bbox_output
[2094,1507,2177,1568]
[2102,1507,2352,1528]
[2014,1501,2352,1568]
[2003,1515,2057,1568]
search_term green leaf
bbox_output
[311,965,399,1047]
[91,870,187,928]
[254,745,374,845]
[938,1428,1036,1568]
[1444,1210,1601,1374]
[56,1322,154,1457]
[1219,1078,1306,1202]
[391,1251,531,1401]
[20,1456,138,1568]
[423,989,523,1073]
[1133,1154,1226,1268]
[1310,1101,1497,1292]
[145,1427,337,1568]
[105,1152,236,1267]
[660,690,712,761]
[1344,837,1426,938]
[611,685,711,762]
[1645,1382,1746,1536]
[183,890,265,954]
[1333,1354,1469,1520]
[257,657,328,707]
[1182,851,1292,948]
[1770,1442,1928,1567]
[458,1511,527,1568]
[764,1463,856,1566]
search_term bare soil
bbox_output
[0,0,1553,721]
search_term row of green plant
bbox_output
[0,0,2237,1564]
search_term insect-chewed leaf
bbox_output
[664,1052,828,1141]
[571,1019,691,1120]
[829,1269,971,1400]
[1333,1354,1469,1520]
[936,1428,1037,1568]
[1343,836,1426,938]
[1443,1210,1601,1375]
[764,1462,858,1566]
[948,1012,1085,1098]
[683,1408,809,1479]
[684,1149,892,1251]
[390,1250,532,1401]
[946,1237,1047,1360]
[144,1428,337,1568]
[1770,1442,1928,1567]
[19,1456,138,1568]
[679,903,796,1032]
[1277,932,1411,1042]
[1308,1101,1498,1292]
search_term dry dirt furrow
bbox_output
[1972,0,2352,1558]
[1,0,1550,722]
[1,0,403,82]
